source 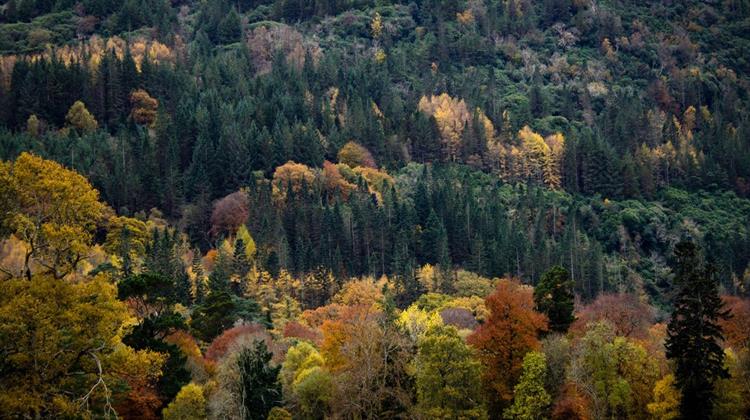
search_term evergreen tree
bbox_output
[534,266,575,333]
[421,209,450,267]
[192,249,208,304]
[233,237,251,278]
[217,8,242,44]
[175,270,192,306]
[209,248,232,294]
[237,340,282,420]
[665,241,730,420]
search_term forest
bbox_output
[0,0,749,418]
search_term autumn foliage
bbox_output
[468,279,548,407]
[571,293,655,339]
[210,190,249,237]
[130,89,159,126]
[719,295,750,349]
[205,323,268,362]
[337,141,376,168]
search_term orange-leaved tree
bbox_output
[467,278,547,410]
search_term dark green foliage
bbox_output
[236,340,282,420]
[117,272,177,311]
[1,0,750,307]
[534,266,575,333]
[190,291,263,341]
[209,250,233,295]
[665,241,730,419]
[117,273,191,403]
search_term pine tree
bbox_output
[534,266,575,333]
[217,7,242,44]
[665,241,730,420]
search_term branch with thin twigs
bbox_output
[78,346,118,419]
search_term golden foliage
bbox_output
[163,383,207,420]
[457,9,475,25]
[65,100,98,133]
[338,141,376,168]
[418,93,471,161]
[3,153,107,279]
[647,374,680,420]
[515,126,565,189]
[0,274,163,418]
[371,12,383,39]
[272,161,317,198]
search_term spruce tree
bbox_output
[233,237,251,278]
[176,270,192,306]
[534,265,575,333]
[237,340,282,420]
[665,241,730,420]
[209,249,232,295]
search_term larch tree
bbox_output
[418,94,471,162]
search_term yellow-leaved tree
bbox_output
[1,152,106,280]
[517,126,565,189]
[0,274,164,418]
[65,100,98,133]
[418,94,471,162]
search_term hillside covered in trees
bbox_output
[1,0,749,419]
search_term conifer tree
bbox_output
[534,266,575,333]
[237,340,282,420]
[176,270,192,306]
[665,241,730,420]
[192,249,208,304]
[209,249,232,295]
[233,237,251,278]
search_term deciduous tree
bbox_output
[415,324,486,419]
[0,274,163,418]
[65,100,98,133]
[130,89,159,126]
[2,153,106,280]
[503,351,551,420]
[163,383,207,420]
[468,279,548,410]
